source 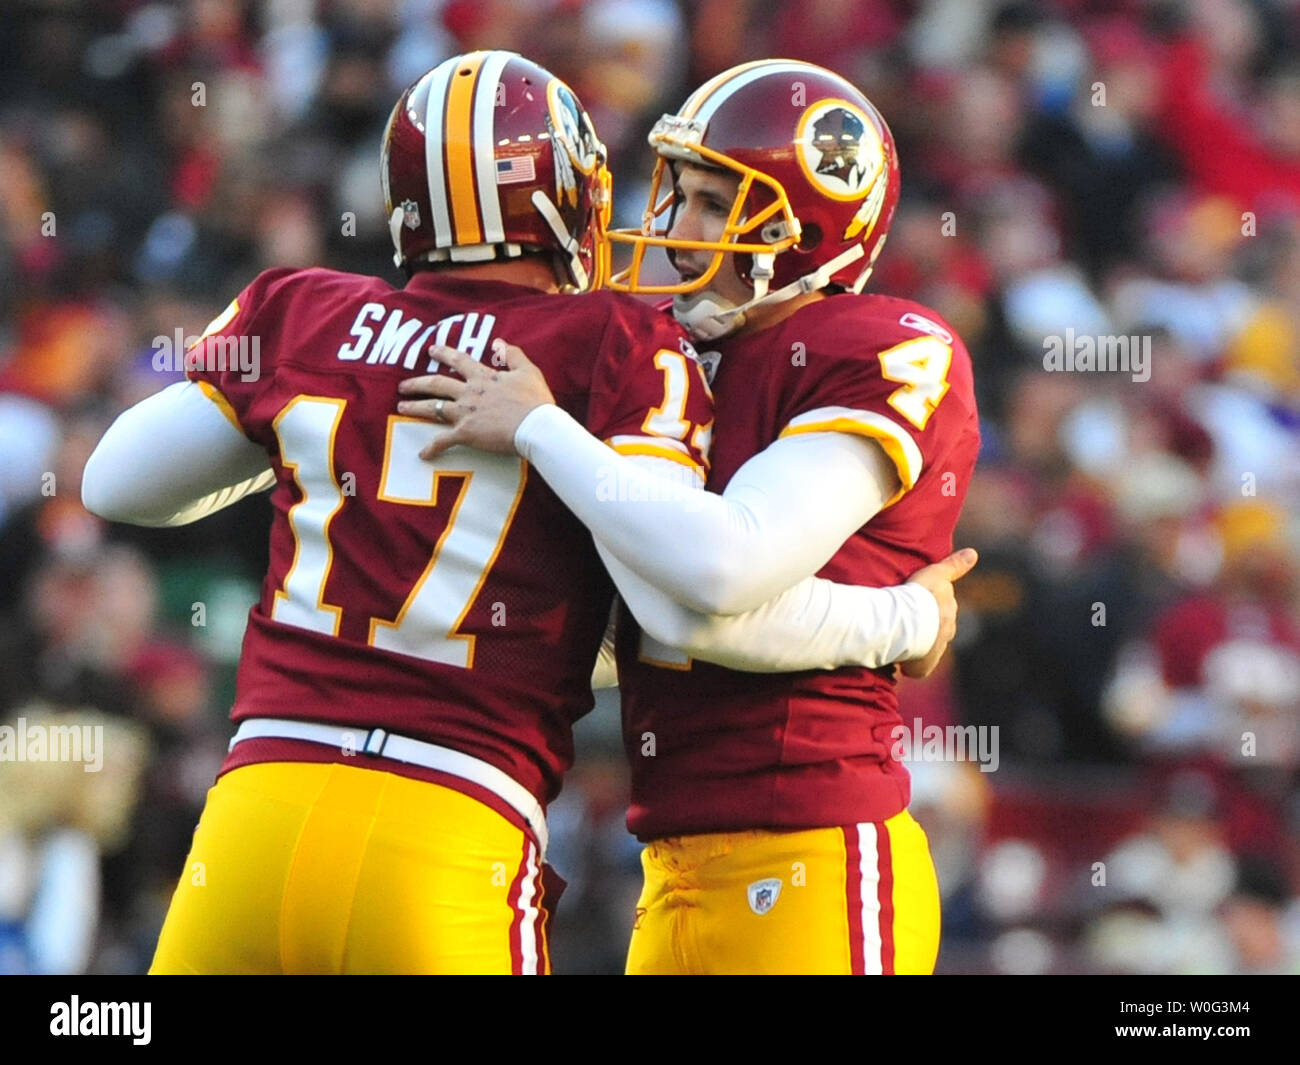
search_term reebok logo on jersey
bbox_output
[898,311,952,343]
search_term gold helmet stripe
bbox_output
[445,50,489,245]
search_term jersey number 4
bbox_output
[269,396,525,668]
[878,335,952,431]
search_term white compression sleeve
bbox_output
[595,455,937,672]
[515,403,901,614]
[82,381,274,526]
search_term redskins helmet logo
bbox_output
[795,99,884,203]
[546,80,602,207]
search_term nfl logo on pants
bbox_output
[748,878,782,916]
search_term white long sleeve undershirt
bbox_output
[593,451,935,672]
[593,491,937,671]
[514,402,906,616]
[81,381,273,526]
[81,384,938,674]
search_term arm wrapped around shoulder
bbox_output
[515,404,900,615]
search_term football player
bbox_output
[396,59,981,974]
[82,53,959,974]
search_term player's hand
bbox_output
[397,339,555,459]
[900,547,978,680]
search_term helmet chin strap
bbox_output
[672,292,751,342]
[672,244,866,341]
[531,190,588,290]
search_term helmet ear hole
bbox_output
[797,224,823,253]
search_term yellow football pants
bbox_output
[625,810,940,974]
[150,761,551,974]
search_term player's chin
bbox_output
[672,257,710,286]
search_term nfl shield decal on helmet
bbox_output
[747,878,783,916]
[401,199,421,230]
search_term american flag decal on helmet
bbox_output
[496,156,536,185]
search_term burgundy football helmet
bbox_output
[608,59,900,337]
[382,50,611,290]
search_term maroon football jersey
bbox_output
[185,267,711,812]
[615,294,980,838]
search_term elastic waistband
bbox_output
[228,718,548,855]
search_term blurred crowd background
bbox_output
[2,0,1299,975]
